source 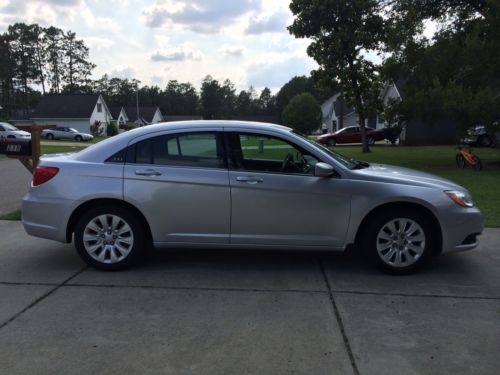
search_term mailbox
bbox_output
[0,138,32,156]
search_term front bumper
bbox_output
[440,206,483,254]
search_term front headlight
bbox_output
[445,190,474,207]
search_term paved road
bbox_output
[0,159,32,214]
[0,221,498,374]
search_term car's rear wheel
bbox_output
[363,208,434,274]
[478,135,492,147]
[75,135,83,141]
[327,138,336,147]
[74,205,145,271]
[46,133,54,140]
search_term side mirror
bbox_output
[314,162,335,178]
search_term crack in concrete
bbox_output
[318,257,360,375]
[1,280,498,300]
[0,266,88,330]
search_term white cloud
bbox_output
[245,10,288,35]
[110,66,136,79]
[221,45,245,57]
[83,36,114,50]
[143,0,262,33]
[246,56,316,90]
[151,46,204,62]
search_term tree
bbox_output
[288,0,386,152]
[44,26,65,93]
[161,80,199,115]
[382,0,500,137]
[200,75,222,119]
[62,31,95,93]
[8,23,40,108]
[281,93,321,134]
[258,87,276,115]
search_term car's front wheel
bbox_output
[367,136,375,145]
[364,209,434,274]
[74,205,145,270]
[327,138,336,147]
[75,135,83,141]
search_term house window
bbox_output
[97,103,102,113]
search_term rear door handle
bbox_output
[236,176,263,184]
[135,169,162,176]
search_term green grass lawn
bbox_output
[40,144,88,154]
[0,208,21,220]
[333,145,500,227]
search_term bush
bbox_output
[382,126,402,145]
[281,93,321,134]
[90,121,103,137]
[106,122,118,137]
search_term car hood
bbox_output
[8,130,31,137]
[351,163,465,191]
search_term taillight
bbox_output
[33,166,59,186]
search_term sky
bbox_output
[0,0,318,92]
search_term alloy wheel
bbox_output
[376,218,426,268]
[83,214,134,264]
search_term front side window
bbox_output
[228,133,319,175]
[132,132,225,169]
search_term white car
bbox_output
[0,122,31,140]
[42,127,93,142]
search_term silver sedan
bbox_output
[42,126,93,141]
[22,121,483,274]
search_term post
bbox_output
[12,123,41,174]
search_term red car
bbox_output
[318,126,385,146]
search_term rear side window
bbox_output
[131,132,226,169]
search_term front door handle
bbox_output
[236,176,263,184]
[135,169,162,176]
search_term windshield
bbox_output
[292,131,357,169]
[2,123,18,131]
[69,128,78,133]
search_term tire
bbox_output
[363,208,435,274]
[456,154,466,168]
[478,135,492,148]
[327,138,336,147]
[75,135,83,142]
[46,133,54,140]
[367,137,375,145]
[74,205,146,271]
[472,155,483,171]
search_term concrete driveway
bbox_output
[0,159,32,215]
[0,220,499,374]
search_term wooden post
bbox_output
[9,123,42,174]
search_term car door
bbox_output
[226,131,350,247]
[123,129,231,245]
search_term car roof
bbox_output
[73,120,292,162]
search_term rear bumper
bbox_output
[22,193,74,243]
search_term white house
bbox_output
[27,94,112,134]
[321,93,361,133]
[110,106,128,127]
[123,106,163,127]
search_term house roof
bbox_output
[109,106,124,119]
[32,94,101,119]
[333,100,354,117]
[123,106,160,123]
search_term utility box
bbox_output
[0,138,32,156]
